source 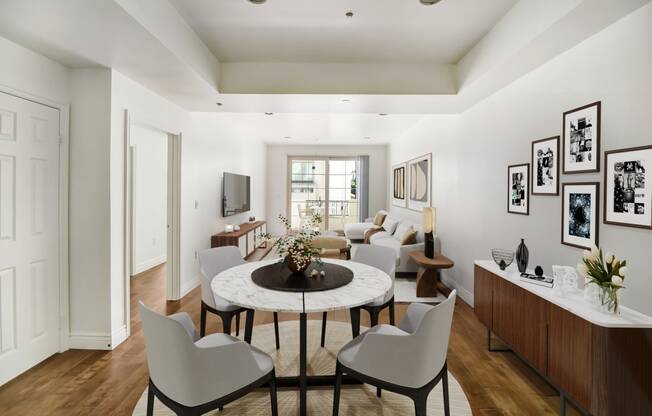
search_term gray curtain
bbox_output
[358,156,370,222]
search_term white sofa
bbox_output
[344,210,441,273]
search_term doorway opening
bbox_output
[124,112,181,338]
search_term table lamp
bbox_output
[423,207,436,258]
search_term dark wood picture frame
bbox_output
[531,136,560,196]
[562,101,601,174]
[561,182,600,250]
[507,163,530,215]
[603,144,652,229]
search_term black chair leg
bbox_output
[235,311,241,336]
[369,308,380,327]
[269,370,279,416]
[221,312,234,335]
[200,303,207,337]
[321,312,327,347]
[273,312,280,349]
[147,381,154,416]
[332,362,342,416]
[414,392,428,416]
[442,367,450,416]
[350,308,360,338]
[389,298,396,326]
[376,387,382,397]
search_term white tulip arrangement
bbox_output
[261,213,323,274]
[576,245,627,313]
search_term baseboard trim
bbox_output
[133,255,166,275]
[441,274,474,306]
[180,275,200,298]
[68,332,113,350]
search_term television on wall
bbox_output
[222,172,251,217]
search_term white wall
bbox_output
[69,68,114,345]
[130,123,168,275]
[265,144,387,235]
[389,4,652,315]
[180,113,267,295]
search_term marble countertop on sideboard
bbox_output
[475,260,652,328]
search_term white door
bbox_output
[0,92,60,386]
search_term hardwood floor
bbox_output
[0,263,581,416]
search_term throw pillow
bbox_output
[393,223,412,241]
[400,229,417,245]
[382,216,400,234]
[373,212,386,226]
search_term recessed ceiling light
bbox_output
[363,137,371,140]
[378,113,388,116]
[342,99,351,103]
[345,11,354,18]
[248,0,267,4]
[284,136,291,140]
[420,0,442,5]
[265,112,274,115]
[216,102,223,106]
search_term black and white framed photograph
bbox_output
[407,153,432,211]
[563,101,601,173]
[604,145,652,229]
[562,182,599,250]
[392,162,407,207]
[531,136,559,195]
[507,163,529,215]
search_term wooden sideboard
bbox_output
[474,261,652,416]
[211,221,270,259]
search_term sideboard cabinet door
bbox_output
[492,277,517,347]
[513,287,549,374]
[473,265,493,329]
[548,304,592,410]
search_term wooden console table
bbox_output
[211,221,272,260]
[474,260,652,416]
[408,251,454,297]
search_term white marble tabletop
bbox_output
[211,258,392,314]
[475,260,652,328]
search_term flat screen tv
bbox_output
[222,172,251,217]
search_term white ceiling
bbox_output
[210,112,429,144]
[170,0,518,64]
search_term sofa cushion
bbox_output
[372,236,401,256]
[393,223,413,241]
[343,222,378,239]
[369,231,393,243]
[381,215,400,234]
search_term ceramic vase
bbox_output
[516,238,529,273]
[286,252,310,274]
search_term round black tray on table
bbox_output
[251,261,353,292]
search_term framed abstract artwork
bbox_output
[562,182,599,250]
[392,162,407,207]
[508,163,529,215]
[604,145,652,229]
[531,136,559,195]
[407,153,432,211]
[563,101,601,174]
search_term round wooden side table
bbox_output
[408,251,455,297]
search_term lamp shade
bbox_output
[423,207,436,234]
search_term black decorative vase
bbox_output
[424,232,434,259]
[516,239,529,273]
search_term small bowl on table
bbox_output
[492,249,514,271]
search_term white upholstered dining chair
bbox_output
[333,290,457,416]
[320,244,396,347]
[199,246,281,348]
[139,302,278,416]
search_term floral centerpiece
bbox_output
[263,213,323,274]
[577,245,627,314]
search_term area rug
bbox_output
[132,321,472,415]
[394,278,446,304]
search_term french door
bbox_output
[0,92,61,385]
[288,157,359,232]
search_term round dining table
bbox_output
[212,257,392,416]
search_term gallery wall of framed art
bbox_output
[503,98,650,252]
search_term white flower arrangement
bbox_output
[576,245,627,313]
[261,213,323,273]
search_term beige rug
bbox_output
[132,321,472,415]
